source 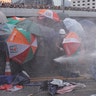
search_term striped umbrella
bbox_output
[7,28,38,64]
[62,32,81,56]
[38,9,60,22]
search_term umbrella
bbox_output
[7,28,38,64]
[7,18,20,25]
[62,32,81,56]
[63,18,86,39]
[3,23,15,33]
[79,19,96,51]
[16,19,41,36]
[12,16,26,21]
[79,19,96,37]
[38,9,60,22]
[0,11,8,24]
[57,12,69,20]
[29,16,64,32]
[0,23,15,41]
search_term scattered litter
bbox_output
[7,85,23,92]
[0,75,14,85]
[50,79,64,87]
[0,84,12,90]
[57,84,77,94]
[12,70,30,85]
[34,78,86,95]
[48,78,86,95]
[0,84,23,92]
[48,84,58,96]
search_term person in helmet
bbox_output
[56,28,67,56]
[57,29,67,50]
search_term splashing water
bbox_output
[53,51,96,64]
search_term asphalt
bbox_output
[0,78,96,96]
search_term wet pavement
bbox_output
[0,78,96,96]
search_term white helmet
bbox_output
[59,29,66,35]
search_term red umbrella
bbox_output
[62,32,81,56]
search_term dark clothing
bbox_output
[55,34,66,57]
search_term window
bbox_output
[92,3,95,5]
[87,0,90,2]
[78,4,80,6]
[78,1,80,3]
[82,4,85,6]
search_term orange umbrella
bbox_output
[62,32,81,56]
[12,16,26,21]
[7,28,38,64]
[38,9,60,22]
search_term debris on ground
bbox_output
[39,78,86,96]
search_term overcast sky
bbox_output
[53,0,71,6]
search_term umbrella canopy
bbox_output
[38,9,60,22]
[79,19,96,51]
[0,30,10,41]
[7,18,20,25]
[3,23,15,33]
[0,11,8,24]
[57,12,69,20]
[62,32,81,56]
[0,23,15,40]
[0,23,13,34]
[63,18,86,39]
[79,19,96,36]
[12,16,26,21]
[29,16,64,32]
[7,28,38,64]
[16,19,41,36]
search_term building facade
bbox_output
[30,0,48,5]
[29,0,53,5]
[12,0,53,5]
[71,0,96,9]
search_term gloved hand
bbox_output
[59,47,64,51]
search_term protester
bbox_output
[54,29,83,76]
[54,28,68,74]
[56,28,67,56]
